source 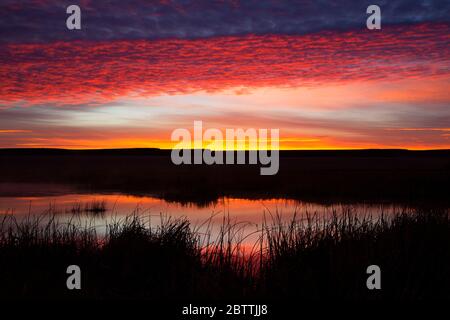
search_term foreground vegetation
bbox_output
[0,206,448,300]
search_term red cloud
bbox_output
[0,23,449,106]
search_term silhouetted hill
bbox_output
[0,148,449,157]
[0,148,449,205]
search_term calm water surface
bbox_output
[0,183,408,246]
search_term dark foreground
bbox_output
[0,148,449,206]
[0,207,449,301]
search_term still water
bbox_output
[0,183,406,247]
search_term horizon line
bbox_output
[1,147,449,152]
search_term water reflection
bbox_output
[1,184,416,249]
[1,191,404,224]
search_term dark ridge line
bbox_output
[0,148,449,157]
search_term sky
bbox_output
[0,0,449,150]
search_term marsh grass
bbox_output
[68,200,107,216]
[0,206,448,300]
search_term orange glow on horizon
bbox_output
[12,139,450,151]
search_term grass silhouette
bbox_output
[0,205,448,300]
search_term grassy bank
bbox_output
[0,207,449,300]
